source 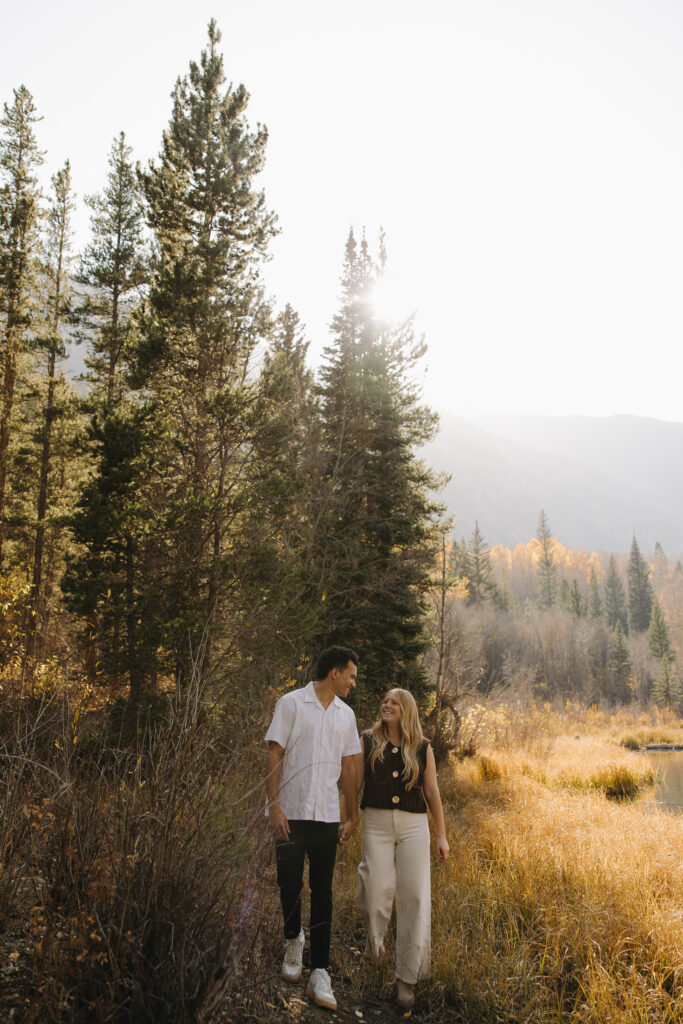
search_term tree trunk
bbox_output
[24,354,56,673]
[0,315,19,567]
[126,533,142,705]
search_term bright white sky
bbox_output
[3,0,683,420]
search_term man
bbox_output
[265,646,362,1011]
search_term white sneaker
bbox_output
[281,929,305,982]
[305,967,337,1010]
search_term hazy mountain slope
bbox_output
[425,413,683,556]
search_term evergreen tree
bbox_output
[258,304,316,481]
[449,536,471,589]
[316,229,443,710]
[0,86,43,564]
[648,597,673,662]
[65,134,147,686]
[627,535,652,633]
[604,556,628,632]
[652,656,681,710]
[75,132,146,409]
[651,540,669,594]
[467,521,499,604]
[234,304,324,691]
[588,565,603,620]
[609,621,631,704]
[535,509,557,609]
[559,577,570,610]
[64,406,160,693]
[568,578,586,617]
[132,21,277,690]
[24,162,75,666]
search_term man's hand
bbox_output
[339,752,359,845]
[265,742,288,840]
[268,803,290,841]
[338,813,359,845]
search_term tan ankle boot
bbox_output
[396,980,415,1009]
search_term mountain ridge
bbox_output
[425,411,683,556]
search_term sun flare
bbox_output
[370,272,413,324]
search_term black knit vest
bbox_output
[360,731,429,813]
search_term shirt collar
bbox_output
[304,680,343,708]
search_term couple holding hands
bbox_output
[265,646,450,1012]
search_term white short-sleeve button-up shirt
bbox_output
[265,681,362,822]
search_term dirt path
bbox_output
[220,960,447,1024]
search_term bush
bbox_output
[0,677,274,1023]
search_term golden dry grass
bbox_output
[476,735,656,798]
[335,705,683,1023]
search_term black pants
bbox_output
[275,819,339,970]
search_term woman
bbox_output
[355,689,450,1010]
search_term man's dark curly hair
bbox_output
[315,646,358,680]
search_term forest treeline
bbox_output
[441,510,683,712]
[0,22,443,715]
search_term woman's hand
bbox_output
[423,745,450,861]
[435,835,450,861]
[338,812,359,845]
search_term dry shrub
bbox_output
[0,677,274,1024]
[477,754,502,783]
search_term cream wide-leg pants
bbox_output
[354,807,431,984]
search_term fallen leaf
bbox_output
[403,1012,412,1019]
[9,952,19,960]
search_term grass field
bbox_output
[328,703,683,1023]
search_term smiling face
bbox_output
[381,691,402,728]
[331,660,358,699]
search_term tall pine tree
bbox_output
[24,161,75,667]
[567,578,586,617]
[232,304,324,696]
[316,229,443,710]
[466,521,499,604]
[627,535,652,633]
[133,21,277,690]
[648,597,673,662]
[65,133,147,688]
[64,404,159,693]
[652,657,681,710]
[0,86,43,565]
[609,621,631,704]
[535,509,557,609]
[604,556,628,632]
[588,565,603,620]
[76,131,146,409]
[449,536,471,589]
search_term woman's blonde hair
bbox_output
[368,688,424,790]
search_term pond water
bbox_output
[641,750,683,814]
